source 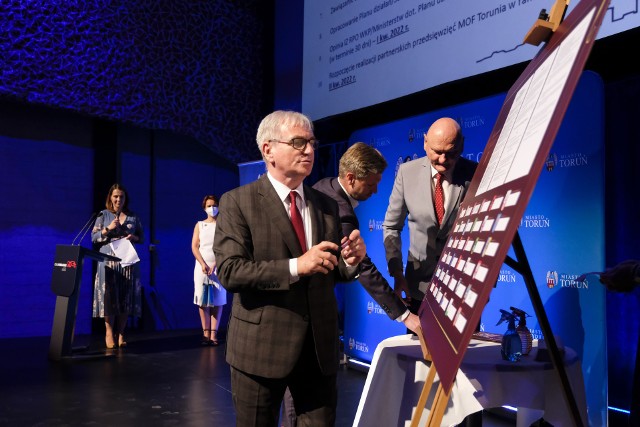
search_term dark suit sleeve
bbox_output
[355,256,408,319]
[314,178,407,320]
[310,189,361,284]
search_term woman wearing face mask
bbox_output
[191,194,227,345]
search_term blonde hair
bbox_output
[338,142,388,179]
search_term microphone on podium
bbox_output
[114,210,123,231]
[71,212,103,246]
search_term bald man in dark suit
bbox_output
[214,110,366,427]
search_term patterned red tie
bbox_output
[289,191,307,253]
[434,173,445,225]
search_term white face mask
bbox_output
[205,206,218,217]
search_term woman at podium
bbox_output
[91,183,144,349]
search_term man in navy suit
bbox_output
[313,142,420,333]
[383,117,477,315]
[214,110,366,426]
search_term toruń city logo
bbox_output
[520,214,551,228]
[366,301,386,316]
[368,136,391,149]
[497,269,517,283]
[558,152,588,168]
[459,115,486,129]
[368,218,382,231]
[348,338,369,353]
[545,271,588,289]
[546,271,558,288]
[559,273,589,289]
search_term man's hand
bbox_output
[297,241,339,276]
[340,229,366,266]
[403,312,421,335]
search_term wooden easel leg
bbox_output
[425,384,451,427]
[410,361,437,427]
[411,326,455,426]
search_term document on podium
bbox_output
[109,239,139,267]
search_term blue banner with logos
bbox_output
[344,71,606,426]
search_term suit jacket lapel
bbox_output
[331,178,350,205]
[420,159,439,226]
[441,160,472,226]
[258,176,305,257]
[443,182,463,225]
[332,178,360,230]
[304,185,324,248]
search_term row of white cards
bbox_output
[459,189,521,219]
[429,277,475,334]
[426,190,523,334]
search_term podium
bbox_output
[48,244,119,361]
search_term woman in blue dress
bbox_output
[91,183,144,349]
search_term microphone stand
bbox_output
[71,212,100,246]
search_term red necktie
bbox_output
[434,173,445,225]
[289,191,307,253]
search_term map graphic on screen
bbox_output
[303,0,640,120]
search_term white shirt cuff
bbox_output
[289,258,299,283]
[395,309,411,322]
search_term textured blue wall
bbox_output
[0,0,268,164]
[0,0,266,338]
[0,105,95,338]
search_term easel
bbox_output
[409,231,585,427]
[503,232,585,427]
[409,2,588,425]
[409,327,452,427]
[410,369,450,426]
[524,0,569,46]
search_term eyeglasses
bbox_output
[269,137,319,151]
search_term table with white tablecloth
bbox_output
[353,335,587,427]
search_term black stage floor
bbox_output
[0,329,517,427]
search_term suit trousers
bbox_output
[230,327,338,427]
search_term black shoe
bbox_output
[201,329,211,346]
[210,330,219,346]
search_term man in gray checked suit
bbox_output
[213,110,366,427]
[383,117,477,315]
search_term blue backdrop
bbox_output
[344,71,606,425]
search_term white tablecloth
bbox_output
[353,335,587,427]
